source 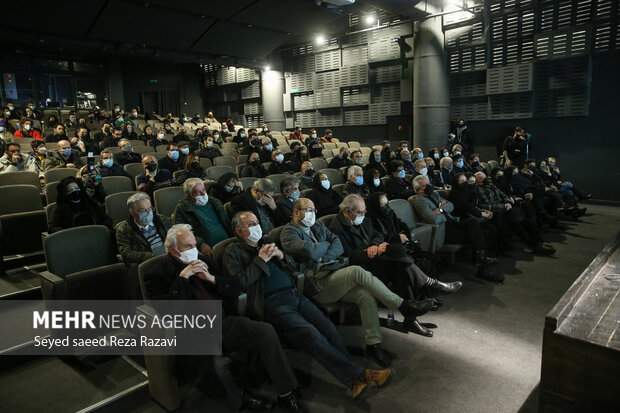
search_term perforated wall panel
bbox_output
[368,38,401,62]
[342,45,368,66]
[369,102,400,123]
[315,49,341,72]
[534,56,590,116]
[236,67,259,83]
[293,93,316,111]
[450,71,487,98]
[243,102,262,115]
[314,88,341,108]
[445,20,485,48]
[294,111,317,128]
[487,63,533,94]
[371,65,402,83]
[371,84,400,103]
[316,70,340,90]
[488,92,533,119]
[535,27,591,59]
[291,55,315,73]
[344,108,370,126]
[241,81,261,99]
[216,67,236,85]
[448,45,487,72]
[339,65,368,87]
[245,115,264,129]
[290,72,315,93]
[316,108,343,127]
[451,97,489,121]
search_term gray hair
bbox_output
[339,194,364,212]
[126,192,151,211]
[347,165,363,178]
[164,224,193,249]
[231,211,254,236]
[253,178,274,193]
[118,139,129,146]
[412,175,429,191]
[100,149,114,156]
[280,176,299,194]
[439,156,453,168]
[413,159,426,170]
[183,178,204,197]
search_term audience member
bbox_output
[328,147,351,169]
[384,160,416,200]
[42,140,84,171]
[0,142,43,178]
[307,172,343,217]
[208,172,243,204]
[344,165,369,197]
[230,179,277,234]
[299,161,314,189]
[136,155,174,197]
[241,152,268,178]
[114,139,142,166]
[158,143,185,173]
[274,176,300,226]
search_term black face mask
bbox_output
[483,178,491,186]
[423,185,433,196]
[146,164,157,172]
[472,161,480,167]
[305,168,314,176]
[468,182,476,189]
[67,191,81,202]
[458,182,468,190]
[252,138,261,146]
[190,162,202,171]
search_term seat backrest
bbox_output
[45,181,60,204]
[269,226,284,244]
[138,254,170,303]
[348,141,361,148]
[155,145,168,154]
[317,213,336,226]
[239,177,257,190]
[45,202,55,224]
[0,171,40,188]
[124,162,144,178]
[220,149,239,157]
[300,188,313,198]
[101,176,134,195]
[224,202,233,219]
[214,156,237,167]
[153,186,184,217]
[266,174,289,194]
[237,154,249,165]
[336,142,349,148]
[81,155,101,166]
[207,166,235,181]
[44,168,78,184]
[310,158,327,171]
[105,191,139,226]
[323,143,336,150]
[199,158,213,170]
[331,148,340,157]
[0,210,47,256]
[388,199,417,231]
[360,147,372,155]
[103,146,121,154]
[212,237,236,265]
[44,225,116,277]
[0,185,43,214]
[221,142,238,150]
[132,146,150,155]
[319,168,345,185]
[332,184,347,198]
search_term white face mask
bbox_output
[373,178,381,187]
[275,154,284,163]
[176,247,198,264]
[24,124,32,131]
[206,141,214,147]
[246,224,262,243]
[158,133,165,139]
[321,179,330,190]
[353,215,364,226]
[301,211,316,227]
[194,194,208,206]
[419,167,428,176]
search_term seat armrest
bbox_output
[137,303,158,320]
[39,270,65,300]
[236,293,247,316]
[294,272,305,294]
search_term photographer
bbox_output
[502,126,529,167]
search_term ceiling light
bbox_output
[264,65,271,71]
[315,35,326,45]
[364,15,375,25]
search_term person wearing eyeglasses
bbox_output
[116,192,172,264]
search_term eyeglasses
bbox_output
[350,208,366,216]
[297,207,317,213]
[136,207,152,214]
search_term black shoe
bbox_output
[475,266,504,283]
[399,298,434,317]
[532,243,555,255]
[431,280,463,294]
[433,297,443,307]
[404,317,433,337]
[242,391,273,411]
[278,392,306,413]
[475,249,498,265]
[578,194,591,200]
[366,343,392,368]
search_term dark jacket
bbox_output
[366,192,409,243]
[329,211,384,266]
[307,174,343,217]
[175,167,208,185]
[280,221,344,274]
[42,149,85,171]
[136,169,174,196]
[343,181,369,198]
[230,189,276,233]
[241,162,268,178]
[448,185,483,219]
[327,155,351,169]
[208,172,242,204]
[158,155,185,173]
[274,196,294,227]
[364,161,388,177]
[96,162,132,178]
[114,150,142,166]
[116,214,172,263]
[268,161,295,175]
[172,197,232,247]
[222,239,298,321]
[384,175,416,200]
[49,199,113,233]
[196,147,222,162]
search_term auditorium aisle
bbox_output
[1,205,618,413]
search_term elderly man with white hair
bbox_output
[172,177,232,257]
[142,224,305,412]
[438,156,454,189]
[343,165,369,197]
[116,192,172,264]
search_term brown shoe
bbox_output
[351,379,368,399]
[366,368,392,387]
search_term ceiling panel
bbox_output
[190,20,286,60]
[2,1,107,37]
[88,0,214,50]
[144,0,257,19]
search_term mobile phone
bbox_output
[87,152,95,169]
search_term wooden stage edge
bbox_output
[540,230,620,412]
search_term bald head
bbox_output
[474,171,487,186]
[292,198,315,225]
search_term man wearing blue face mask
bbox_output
[116,192,172,264]
[157,143,185,173]
[385,160,417,200]
[344,165,369,197]
[274,177,301,226]
[400,149,415,173]
[259,137,274,163]
[96,149,132,178]
[42,139,85,171]
[452,154,468,173]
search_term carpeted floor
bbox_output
[3,205,619,413]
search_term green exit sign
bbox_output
[149,79,158,83]
[291,88,298,93]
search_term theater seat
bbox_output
[43,168,78,184]
[0,210,47,276]
[387,199,434,252]
[0,184,44,214]
[0,171,41,188]
[317,214,336,226]
[332,184,346,198]
[266,174,289,193]
[102,176,134,194]
[213,156,237,168]
[124,162,144,178]
[207,166,235,181]
[309,158,327,171]
[318,168,345,185]
[105,191,139,227]
[238,177,257,190]
[153,187,184,217]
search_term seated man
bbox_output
[438,156,454,188]
[452,154,469,174]
[136,154,174,197]
[116,192,172,264]
[114,139,142,166]
[231,178,277,234]
[240,135,262,156]
[468,154,484,173]
[45,123,69,143]
[411,159,428,179]
[299,161,314,189]
[328,147,351,169]
[424,157,443,188]
[96,149,132,178]
[343,165,369,198]
[42,139,85,171]
[384,160,416,200]
[100,126,123,149]
[329,195,460,337]
[400,149,415,173]
[196,135,222,162]
[268,149,295,175]
[259,137,274,163]
[144,224,304,412]
[224,212,392,399]
[281,198,435,365]
[274,176,300,227]
[158,143,185,173]
[173,178,232,257]
[412,175,503,283]
[0,142,43,180]
[350,150,364,167]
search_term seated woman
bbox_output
[49,176,113,233]
[208,172,243,204]
[364,149,388,177]
[175,153,208,185]
[307,172,343,217]
[240,152,268,178]
[365,167,386,195]
[122,123,138,141]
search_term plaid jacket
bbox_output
[474,184,510,211]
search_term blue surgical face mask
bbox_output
[102,158,113,168]
[417,153,424,159]
[169,150,179,160]
[224,185,234,192]
[240,133,246,138]
[373,178,380,187]
[455,151,462,155]
[290,189,300,200]
[321,179,331,190]
[406,156,412,162]
[181,148,190,155]
[443,152,449,157]
[138,209,153,226]
[434,153,440,159]
[275,154,284,163]
[374,155,381,162]
[456,160,464,168]
[419,167,428,176]
[266,144,273,151]
[354,176,364,186]
[61,148,72,157]
[397,169,406,179]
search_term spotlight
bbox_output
[364,15,375,25]
[315,35,325,45]
[264,65,271,71]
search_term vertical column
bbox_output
[261,55,285,132]
[107,58,125,111]
[413,16,450,150]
